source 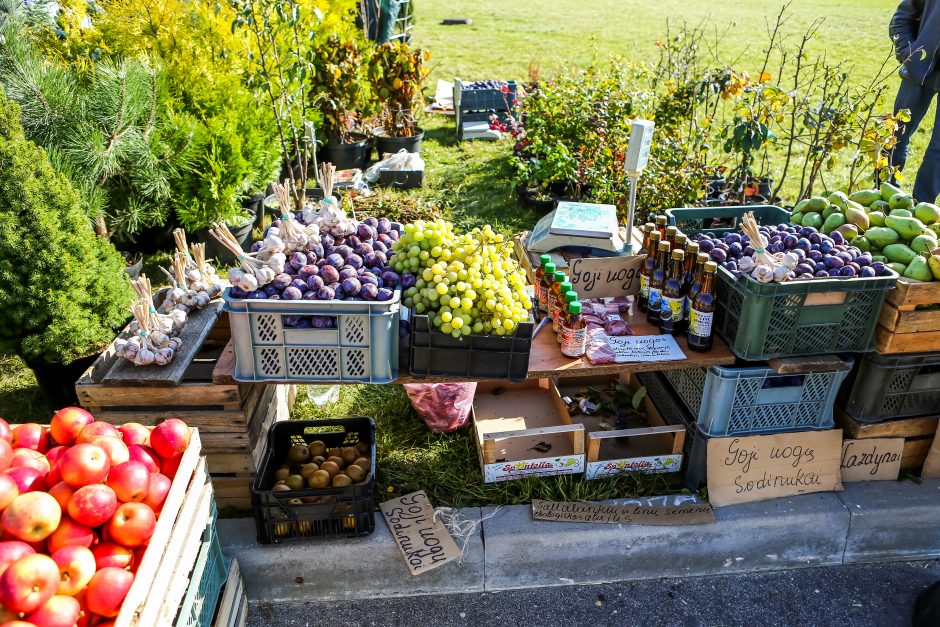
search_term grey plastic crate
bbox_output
[839,352,940,423]
[223,289,400,383]
[662,359,853,437]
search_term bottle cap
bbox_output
[649,231,662,241]
[643,223,654,231]
[697,253,710,264]
[545,262,556,275]
[666,226,678,236]
[686,242,700,254]
[553,271,566,282]
[560,280,573,293]
[705,261,718,272]
[658,241,671,252]
[568,301,582,315]
[655,215,668,225]
[672,250,685,261]
[675,234,688,246]
[540,254,552,266]
[565,290,578,304]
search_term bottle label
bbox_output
[547,291,557,317]
[561,325,586,357]
[661,296,683,322]
[639,275,650,298]
[537,284,548,312]
[689,308,714,337]
[648,288,662,313]
[552,300,565,334]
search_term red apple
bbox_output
[68,485,117,529]
[91,437,129,467]
[106,461,149,504]
[58,444,110,488]
[149,420,190,460]
[50,407,95,446]
[1,493,61,543]
[47,482,75,513]
[107,503,155,548]
[76,423,120,445]
[3,466,47,494]
[91,542,134,571]
[0,541,34,576]
[44,446,67,468]
[118,424,149,447]
[0,440,11,472]
[11,423,50,453]
[2,621,43,627]
[127,445,159,473]
[47,517,95,554]
[26,593,81,627]
[0,419,11,443]
[85,568,133,618]
[51,545,96,597]
[159,455,182,480]
[0,553,60,613]
[9,448,50,475]
[143,473,171,514]
[0,475,18,512]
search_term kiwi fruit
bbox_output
[319,461,340,478]
[274,467,291,482]
[321,495,337,504]
[327,447,343,459]
[355,441,369,454]
[345,465,366,483]
[300,496,321,504]
[287,498,303,506]
[285,474,305,491]
[308,440,326,458]
[299,463,319,478]
[272,484,291,492]
[331,474,353,488]
[327,455,346,469]
[340,447,359,465]
[308,470,331,489]
[287,443,311,466]
[312,455,326,465]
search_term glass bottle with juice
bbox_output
[646,241,671,326]
[655,215,668,241]
[560,301,586,358]
[639,223,655,255]
[558,290,578,342]
[679,242,699,331]
[539,262,556,314]
[688,261,717,352]
[552,280,573,334]
[637,230,662,314]
[547,270,567,326]
[685,253,709,326]
[534,255,552,313]
[660,249,686,335]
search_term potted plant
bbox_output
[0,88,134,407]
[369,40,430,155]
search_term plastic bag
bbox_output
[404,382,477,433]
[364,149,426,183]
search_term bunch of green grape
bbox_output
[391,219,533,338]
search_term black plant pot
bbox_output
[374,128,424,156]
[198,217,254,262]
[241,191,266,229]
[24,353,99,409]
[706,176,727,200]
[516,185,558,212]
[319,133,372,170]
[128,215,179,254]
[757,177,774,198]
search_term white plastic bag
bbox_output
[364,149,426,183]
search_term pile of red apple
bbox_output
[0,408,191,627]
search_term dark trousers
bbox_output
[893,77,940,203]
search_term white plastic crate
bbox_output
[223,289,401,383]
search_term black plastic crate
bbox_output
[457,81,518,113]
[251,418,376,544]
[379,169,424,189]
[408,313,533,381]
[838,352,940,423]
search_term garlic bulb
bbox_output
[772,265,791,282]
[738,256,756,273]
[752,265,774,283]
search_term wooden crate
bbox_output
[213,559,248,627]
[472,379,585,483]
[876,278,940,354]
[551,373,685,479]
[836,408,939,472]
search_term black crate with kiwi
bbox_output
[251,417,376,544]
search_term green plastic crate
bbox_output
[178,507,229,627]
[665,204,898,360]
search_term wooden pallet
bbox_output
[876,278,940,354]
[213,559,248,627]
[835,408,939,472]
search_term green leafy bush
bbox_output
[0,87,132,364]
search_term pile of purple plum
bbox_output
[229,216,405,302]
[694,224,893,280]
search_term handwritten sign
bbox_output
[840,438,903,482]
[706,429,843,507]
[922,429,940,479]
[379,491,460,576]
[531,499,715,525]
[567,255,645,300]
[605,334,687,363]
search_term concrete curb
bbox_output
[218,479,940,602]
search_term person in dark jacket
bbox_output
[890,0,940,202]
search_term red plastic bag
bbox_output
[404,382,477,433]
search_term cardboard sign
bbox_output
[531,499,715,525]
[379,491,460,576]
[567,255,645,300]
[585,454,682,480]
[605,334,687,363]
[483,455,584,483]
[840,438,904,482]
[706,430,843,507]
[922,429,940,479]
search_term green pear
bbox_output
[913,202,940,225]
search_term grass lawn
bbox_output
[1,0,936,507]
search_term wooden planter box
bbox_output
[75,312,296,513]
[876,278,940,354]
[551,374,685,479]
[213,559,248,627]
[836,407,939,473]
[472,379,585,483]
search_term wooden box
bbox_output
[876,278,940,354]
[472,379,585,483]
[551,373,685,479]
[213,559,248,627]
[836,407,939,473]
